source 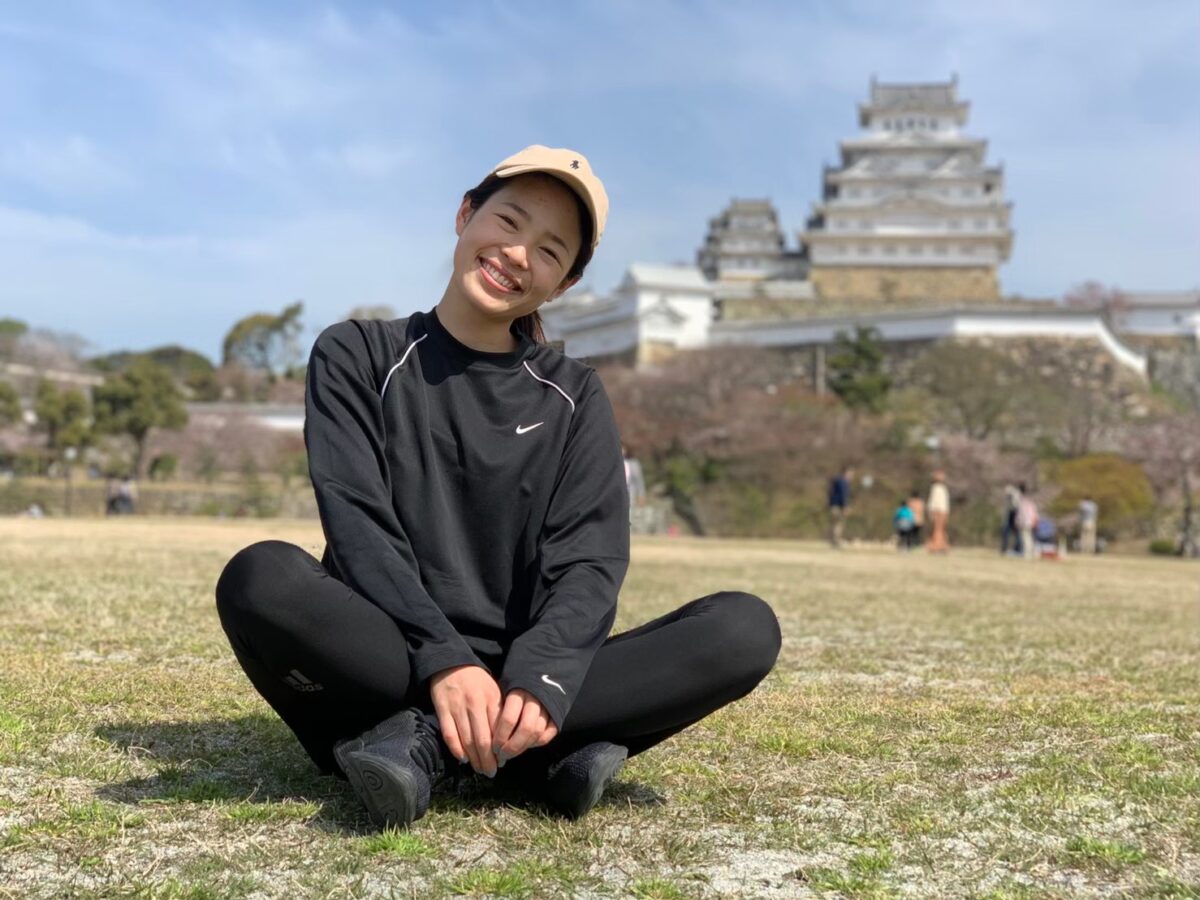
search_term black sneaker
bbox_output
[333,708,448,828]
[543,742,628,820]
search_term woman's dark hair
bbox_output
[462,173,595,344]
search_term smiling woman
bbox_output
[443,166,592,348]
[212,145,781,829]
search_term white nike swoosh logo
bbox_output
[541,674,566,694]
[515,422,544,435]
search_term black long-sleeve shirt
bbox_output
[303,309,629,726]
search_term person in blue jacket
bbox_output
[214,146,781,829]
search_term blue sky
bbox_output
[1,0,1197,361]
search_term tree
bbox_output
[600,345,882,537]
[1064,281,1130,330]
[0,318,28,361]
[0,381,20,426]
[9,326,90,372]
[32,380,92,473]
[910,341,1020,440]
[1124,415,1200,557]
[92,358,188,477]
[1047,454,1154,538]
[92,345,220,401]
[222,301,304,376]
[828,326,891,415]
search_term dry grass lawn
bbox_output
[0,518,1197,898]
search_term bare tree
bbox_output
[909,342,1020,440]
[1124,415,1200,557]
[222,301,305,377]
[1064,281,1130,331]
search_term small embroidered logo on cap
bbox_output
[570,160,580,169]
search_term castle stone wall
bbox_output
[810,266,1000,304]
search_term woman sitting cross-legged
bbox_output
[215,145,781,828]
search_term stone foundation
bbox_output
[637,340,681,367]
[810,266,1000,304]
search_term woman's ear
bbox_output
[455,196,474,236]
[549,275,581,302]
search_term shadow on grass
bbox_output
[93,715,661,828]
[93,714,354,827]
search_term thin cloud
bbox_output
[313,142,417,179]
[0,0,1195,360]
[0,135,129,194]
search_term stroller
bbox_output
[1033,517,1061,559]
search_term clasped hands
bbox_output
[429,664,558,777]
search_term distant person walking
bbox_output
[1016,489,1039,560]
[622,444,646,509]
[107,475,137,515]
[1000,482,1021,555]
[907,490,925,548]
[893,498,917,551]
[827,466,852,548]
[1078,495,1098,555]
[926,470,950,553]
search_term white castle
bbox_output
[543,77,1198,377]
[801,75,1012,301]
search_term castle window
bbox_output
[948,219,961,231]
[857,245,870,256]
[960,245,975,255]
[908,244,923,255]
[934,245,948,255]
[883,244,897,255]
[974,219,986,230]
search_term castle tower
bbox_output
[697,198,803,281]
[800,76,1014,305]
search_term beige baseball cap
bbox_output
[491,145,608,251]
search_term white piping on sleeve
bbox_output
[522,361,576,414]
[379,333,428,399]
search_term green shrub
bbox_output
[195,446,220,484]
[1149,538,1178,556]
[12,449,44,477]
[275,450,308,489]
[1047,454,1154,537]
[148,453,178,482]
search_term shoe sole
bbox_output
[334,743,420,829]
[554,743,628,820]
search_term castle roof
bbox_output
[624,263,711,291]
[1123,290,1200,308]
[859,77,969,126]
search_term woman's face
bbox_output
[449,173,583,326]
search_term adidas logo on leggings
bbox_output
[284,669,324,692]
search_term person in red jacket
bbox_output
[215,146,781,829]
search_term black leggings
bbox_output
[215,541,781,775]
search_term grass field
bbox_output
[0,519,1197,899]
